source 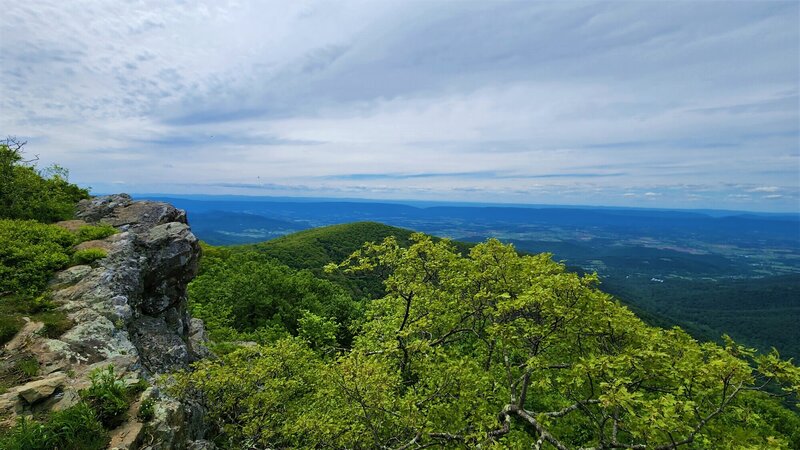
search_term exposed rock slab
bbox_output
[17,373,67,404]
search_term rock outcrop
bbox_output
[0,194,211,449]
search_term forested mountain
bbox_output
[193,219,798,360]
[145,195,799,361]
[184,228,800,449]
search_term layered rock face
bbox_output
[0,194,211,449]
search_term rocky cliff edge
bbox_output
[0,194,212,449]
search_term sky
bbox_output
[1,1,798,212]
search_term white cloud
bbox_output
[0,1,797,212]
[748,186,781,193]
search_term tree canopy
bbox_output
[176,235,800,449]
[0,137,89,223]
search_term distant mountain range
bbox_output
[128,194,800,360]
[137,195,799,247]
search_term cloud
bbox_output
[1,1,798,212]
[748,186,781,193]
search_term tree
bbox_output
[177,235,800,449]
[0,137,89,222]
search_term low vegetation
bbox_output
[0,366,141,450]
[0,353,41,395]
[72,248,108,265]
[74,223,117,242]
[0,402,107,450]
[0,218,112,345]
[80,366,134,428]
[0,219,76,297]
[137,397,155,422]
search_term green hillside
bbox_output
[238,221,471,299]
[246,222,418,270]
[228,222,798,359]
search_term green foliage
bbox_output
[137,397,155,422]
[0,402,107,450]
[188,248,361,347]
[179,235,800,449]
[246,221,471,299]
[0,138,89,223]
[0,219,76,296]
[80,366,130,428]
[16,357,39,378]
[298,310,339,350]
[2,366,151,447]
[0,224,76,340]
[603,274,800,360]
[75,223,117,243]
[173,338,322,448]
[72,248,107,265]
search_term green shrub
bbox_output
[137,397,155,422]
[80,366,130,428]
[72,248,107,265]
[75,224,117,243]
[188,249,361,347]
[0,219,76,296]
[0,138,89,223]
[0,402,107,450]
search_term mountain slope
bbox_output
[238,222,471,298]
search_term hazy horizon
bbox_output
[2,1,798,212]
[122,191,799,217]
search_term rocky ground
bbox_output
[0,194,214,449]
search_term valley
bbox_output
[138,195,800,359]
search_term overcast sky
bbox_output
[1,1,798,212]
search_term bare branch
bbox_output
[543,399,601,418]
